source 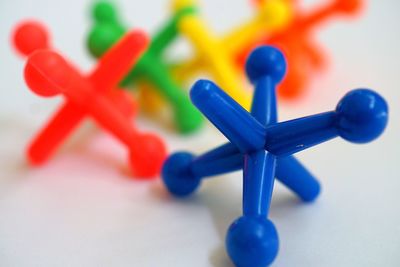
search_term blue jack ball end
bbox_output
[336,89,388,143]
[245,46,287,85]
[161,152,201,197]
[226,216,279,267]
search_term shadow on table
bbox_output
[150,171,313,267]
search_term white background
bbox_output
[0,0,399,266]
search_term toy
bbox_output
[171,0,291,98]
[13,21,136,117]
[172,0,244,106]
[161,46,388,266]
[12,20,138,165]
[87,1,203,133]
[21,27,167,178]
[238,0,364,98]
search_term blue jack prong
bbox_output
[243,150,277,217]
[195,142,239,162]
[192,147,242,177]
[247,44,285,125]
[163,147,320,202]
[276,155,320,202]
[265,111,338,157]
[265,89,389,156]
[191,80,266,154]
[250,76,277,125]
[227,150,279,267]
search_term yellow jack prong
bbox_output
[222,0,293,56]
[173,1,252,109]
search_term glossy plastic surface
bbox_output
[21,28,166,178]
[87,1,203,133]
[171,0,252,109]
[170,0,292,108]
[12,21,138,165]
[12,20,50,56]
[238,0,364,99]
[162,46,388,266]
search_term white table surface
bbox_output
[0,0,399,266]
